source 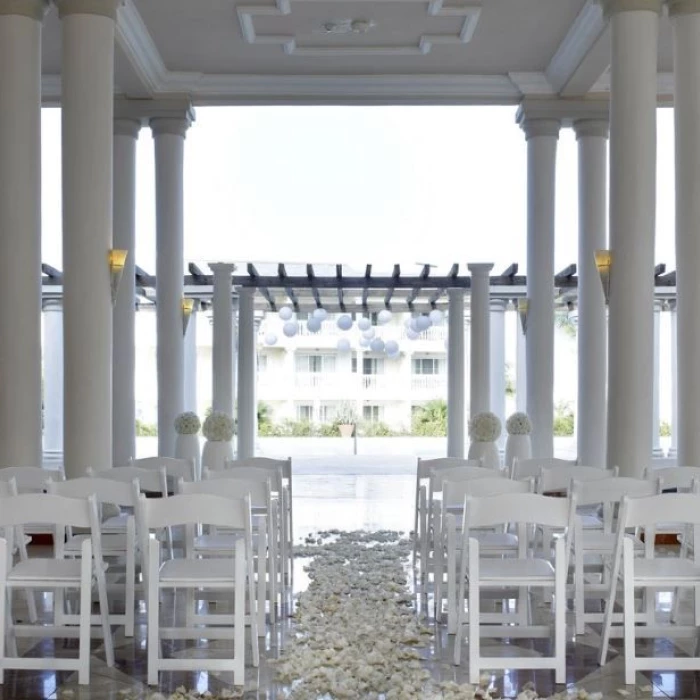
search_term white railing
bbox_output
[295,373,325,389]
[410,375,447,392]
[361,375,389,391]
[399,325,447,341]
[297,321,340,337]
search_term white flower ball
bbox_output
[307,317,321,333]
[385,340,399,356]
[406,328,419,340]
[337,314,353,331]
[429,308,444,324]
[264,332,278,346]
[358,317,371,331]
[359,337,371,348]
[469,411,502,442]
[362,327,375,339]
[313,307,328,321]
[337,338,351,352]
[370,338,385,353]
[283,321,298,337]
[506,412,532,435]
[415,314,432,331]
[377,309,392,325]
[278,305,293,321]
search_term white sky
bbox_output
[40,105,677,274]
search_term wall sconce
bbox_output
[108,249,128,305]
[594,249,611,304]
[517,299,528,335]
[182,298,195,336]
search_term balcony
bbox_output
[410,375,447,393]
[360,375,389,392]
[400,325,447,342]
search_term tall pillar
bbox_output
[671,0,700,468]
[0,0,44,468]
[112,117,140,466]
[151,111,192,457]
[490,300,507,449]
[652,302,663,457]
[211,263,235,415]
[604,0,660,477]
[447,289,466,458]
[237,288,256,459]
[574,119,609,467]
[515,305,527,413]
[468,263,493,416]
[232,294,239,418]
[184,300,198,413]
[60,0,119,477]
[518,116,560,458]
[670,302,678,459]
[43,301,64,458]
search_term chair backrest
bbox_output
[138,492,251,531]
[620,492,700,530]
[417,457,481,480]
[432,465,504,489]
[648,466,700,492]
[538,465,618,494]
[0,478,17,498]
[225,457,291,483]
[206,465,282,492]
[0,466,64,492]
[444,476,532,509]
[178,477,271,508]
[48,476,140,508]
[465,492,575,531]
[511,457,575,481]
[0,492,98,530]
[572,476,660,508]
[89,466,168,496]
[130,456,196,482]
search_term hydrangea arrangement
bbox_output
[174,412,201,435]
[202,411,234,442]
[468,411,502,442]
[506,412,532,436]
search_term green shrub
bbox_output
[360,421,396,437]
[136,419,158,437]
[411,400,447,436]
[660,421,671,437]
[553,402,574,437]
[317,422,341,437]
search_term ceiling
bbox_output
[38,0,677,106]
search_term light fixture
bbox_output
[108,249,128,305]
[181,298,195,336]
[594,249,612,304]
[517,299,528,335]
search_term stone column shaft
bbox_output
[211,263,235,415]
[447,290,466,458]
[468,263,494,416]
[237,288,256,459]
[489,300,507,449]
[43,301,63,456]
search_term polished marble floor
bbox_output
[4,461,700,698]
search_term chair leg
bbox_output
[78,566,92,685]
[446,520,456,632]
[234,541,246,687]
[245,537,259,667]
[0,540,7,685]
[468,542,480,685]
[5,589,16,660]
[16,534,37,624]
[257,522,266,636]
[125,526,136,638]
[269,509,278,625]
[555,538,566,685]
[622,539,636,686]
[147,540,160,686]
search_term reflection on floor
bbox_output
[3,464,700,698]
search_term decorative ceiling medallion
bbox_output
[237,0,482,57]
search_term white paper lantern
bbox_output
[377,309,392,325]
[416,315,432,331]
[337,338,351,352]
[279,306,293,321]
[429,309,444,324]
[358,317,371,331]
[385,340,399,356]
[404,316,413,328]
[307,317,322,333]
[362,327,375,340]
[283,321,298,337]
[387,351,400,360]
[409,317,420,332]
[264,332,278,346]
[337,314,353,331]
[406,328,420,340]
[359,337,371,348]
[370,338,385,353]
[313,307,328,321]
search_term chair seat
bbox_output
[454,532,519,551]
[8,559,86,584]
[101,513,129,532]
[159,558,238,586]
[476,557,555,584]
[581,532,645,552]
[631,557,700,583]
[193,534,245,552]
[65,533,129,554]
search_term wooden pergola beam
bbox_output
[406,264,431,308]
[278,263,299,312]
[654,263,667,277]
[362,264,372,312]
[500,263,518,279]
[306,264,322,309]
[383,264,401,308]
[248,263,276,310]
[336,264,346,312]
[189,263,207,283]
[41,263,63,281]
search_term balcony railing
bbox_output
[400,325,447,341]
[411,375,447,392]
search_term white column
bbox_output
[211,263,235,415]
[151,114,191,457]
[184,300,198,412]
[447,289,466,458]
[604,0,660,477]
[112,117,140,466]
[43,301,64,457]
[237,288,256,459]
[670,301,678,459]
[59,0,119,477]
[652,302,663,457]
[671,0,700,468]
[574,119,609,467]
[468,263,493,416]
[515,306,527,413]
[232,294,239,417]
[0,0,44,468]
[490,300,507,449]
[519,117,560,459]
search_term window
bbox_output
[296,353,336,373]
[412,358,444,375]
[363,405,382,423]
[296,404,314,421]
[297,312,310,321]
[319,404,337,423]
[351,356,357,373]
[363,357,385,375]
[258,355,268,372]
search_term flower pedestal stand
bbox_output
[175,433,201,480]
[505,434,532,472]
[201,440,234,473]
[468,440,501,470]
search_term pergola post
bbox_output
[183,300,198,413]
[489,299,507,449]
[43,301,64,459]
[515,307,527,413]
[670,301,678,459]
[468,263,493,417]
[237,287,256,459]
[211,263,235,415]
[447,289,466,458]
[652,301,663,457]
[0,0,45,468]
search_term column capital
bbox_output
[114,118,141,139]
[519,117,561,141]
[42,299,63,312]
[447,288,465,300]
[0,0,47,20]
[151,116,192,139]
[574,118,610,140]
[468,263,494,276]
[490,299,508,311]
[668,0,700,15]
[57,0,121,20]
[601,0,662,17]
[210,262,236,276]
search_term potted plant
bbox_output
[336,402,358,438]
[505,412,533,469]
[174,411,201,478]
[201,411,235,471]
[467,411,502,470]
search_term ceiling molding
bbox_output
[508,72,555,96]
[516,97,609,127]
[545,0,606,94]
[237,0,482,57]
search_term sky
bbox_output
[39,105,677,275]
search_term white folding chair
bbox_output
[600,492,700,684]
[511,457,575,481]
[137,492,256,686]
[454,491,575,685]
[0,492,113,685]
[571,476,660,635]
[48,476,140,637]
[130,456,197,485]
